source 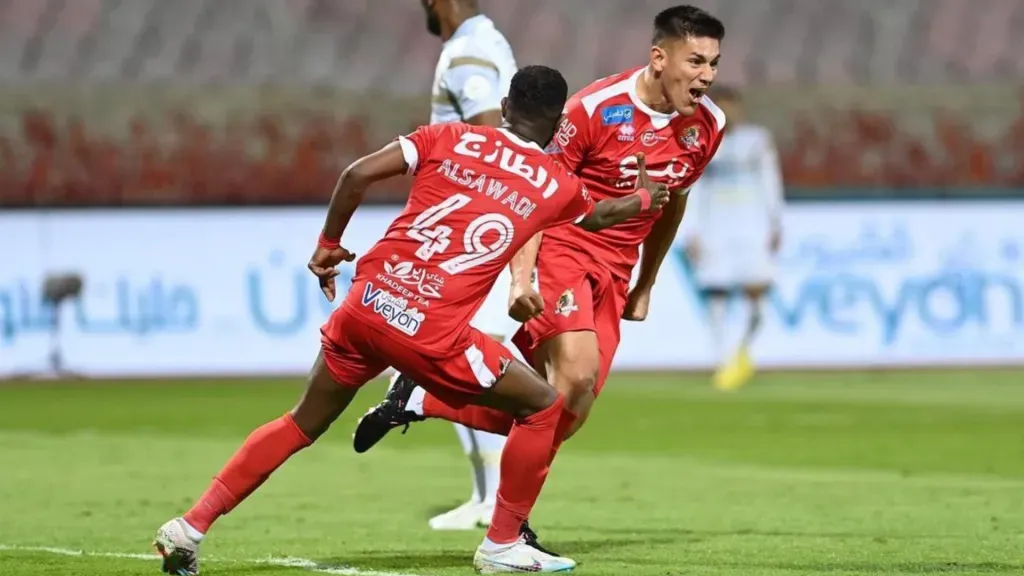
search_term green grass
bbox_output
[1,371,1023,575]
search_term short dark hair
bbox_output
[652,5,725,45]
[507,65,568,122]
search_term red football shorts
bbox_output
[320,304,516,407]
[512,246,629,396]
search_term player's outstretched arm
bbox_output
[577,193,665,231]
[320,141,408,241]
[509,233,541,287]
[310,141,409,301]
[577,153,669,232]
[633,189,688,290]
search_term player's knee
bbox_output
[552,364,598,415]
[512,383,559,420]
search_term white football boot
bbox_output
[429,500,494,530]
[473,536,576,573]
[153,518,201,575]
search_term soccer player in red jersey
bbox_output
[352,4,727,549]
[152,65,668,575]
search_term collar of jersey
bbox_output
[448,14,491,43]
[627,67,677,130]
[498,128,543,152]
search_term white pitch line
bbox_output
[0,544,423,576]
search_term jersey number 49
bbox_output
[407,193,515,275]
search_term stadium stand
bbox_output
[1,0,1022,206]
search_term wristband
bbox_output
[318,232,341,249]
[636,188,652,211]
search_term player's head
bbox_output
[500,65,569,147]
[419,0,478,37]
[649,5,725,116]
[710,85,743,124]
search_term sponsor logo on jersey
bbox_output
[554,288,578,317]
[615,156,691,188]
[617,124,635,142]
[601,105,634,125]
[361,282,425,336]
[641,130,666,147]
[682,126,700,149]
[553,117,577,149]
[452,131,559,199]
[383,259,444,300]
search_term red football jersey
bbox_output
[543,66,726,280]
[343,123,594,352]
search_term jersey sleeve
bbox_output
[396,124,447,175]
[441,56,503,121]
[555,179,595,226]
[545,98,593,173]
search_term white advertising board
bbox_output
[2,202,1022,376]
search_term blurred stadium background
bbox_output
[1,2,1023,575]
[1,0,1022,207]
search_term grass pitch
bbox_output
[1,370,1023,575]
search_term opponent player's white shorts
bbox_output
[470,265,518,339]
[695,241,774,290]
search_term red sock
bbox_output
[549,407,577,463]
[183,413,312,534]
[423,393,514,436]
[486,395,565,544]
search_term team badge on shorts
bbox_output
[554,289,578,317]
[681,126,700,149]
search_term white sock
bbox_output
[474,431,506,506]
[480,536,517,551]
[706,297,727,363]
[406,386,426,416]
[454,423,485,503]
[180,519,205,543]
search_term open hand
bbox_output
[308,245,356,302]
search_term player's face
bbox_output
[421,0,442,36]
[651,36,720,116]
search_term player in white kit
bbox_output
[682,87,785,390]
[392,0,516,530]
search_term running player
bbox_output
[682,86,785,390]
[352,4,727,547]
[403,0,520,531]
[151,65,669,576]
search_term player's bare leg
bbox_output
[714,284,769,391]
[153,353,358,576]
[529,330,600,440]
[739,284,769,354]
[700,287,730,367]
